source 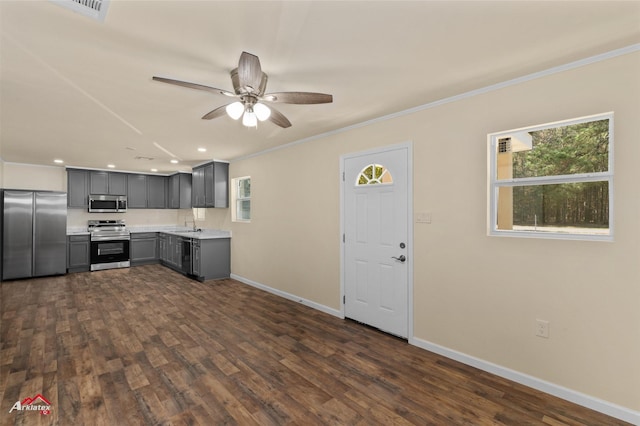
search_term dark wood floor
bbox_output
[0,265,629,425]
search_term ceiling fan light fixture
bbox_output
[226,102,244,120]
[242,109,258,127]
[254,102,271,121]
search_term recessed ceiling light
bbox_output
[197,147,207,152]
[107,164,115,168]
[170,159,179,164]
[151,168,158,172]
[54,159,64,164]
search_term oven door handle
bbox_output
[91,235,131,242]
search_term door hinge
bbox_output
[343,233,345,243]
[343,295,345,304]
[342,172,345,181]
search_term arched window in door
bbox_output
[356,164,393,186]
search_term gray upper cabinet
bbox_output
[192,166,206,207]
[204,163,215,207]
[169,173,192,209]
[67,169,89,208]
[90,171,127,195]
[67,169,181,209]
[127,174,147,208]
[147,176,167,209]
[192,161,228,208]
[128,174,167,208]
[213,162,229,208]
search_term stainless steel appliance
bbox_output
[88,220,130,271]
[1,190,67,280]
[88,195,127,213]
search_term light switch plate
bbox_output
[416,212,432,223]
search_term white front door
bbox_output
[343,144,410,338]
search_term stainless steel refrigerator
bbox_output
[2,190,67,280]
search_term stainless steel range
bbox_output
[88,220,130,271]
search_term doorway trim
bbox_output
[339,141,414,341]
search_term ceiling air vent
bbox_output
[498,137,512,154]
[50,0,110,22]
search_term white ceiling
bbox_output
[1,1,639,174]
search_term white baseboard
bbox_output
[230,274,343,319]
[410,337,640,425]
[229,274,638,425]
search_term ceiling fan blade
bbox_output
[237,52,263,93]
[262,92,333,104]
[267,105,292,128]
[201,104,230,120]
[152,76,236,97]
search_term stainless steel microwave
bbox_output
[88,195,127,213]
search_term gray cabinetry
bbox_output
[130,232,158,265]
[127,174,167,209]
[147,176,167,209]
[127,174,147,208]
[157,232,230,280]
[158,233,168,262]
[90,171,127,195]
[192,161,228,208]
[191,167,205,207]
[67,235,90,273]
[67,169,89,208]
[169,173,192,209]
[68,168,188,210]
[192,238,230,281]
[204,163,215,207]
[213,162,229,208]
[161,234,182,269]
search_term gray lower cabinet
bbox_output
[191,238,230,281]
[157,233,229,280]
[67,235,90,272]
[130,232,158,265]
[158,233,168,263]
[160,234,182,270]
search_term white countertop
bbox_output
[67,226,231,239]
[129,226,231,240]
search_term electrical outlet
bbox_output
[536,319,549,338]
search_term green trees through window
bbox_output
[511,119,609,229]
[489,113,612,239]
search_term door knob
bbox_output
[392,255,406,262]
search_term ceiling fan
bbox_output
[153,52,333,128]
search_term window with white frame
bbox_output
[488,113,613,240]
[233,176,251,222]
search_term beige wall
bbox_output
[227,52,640,412]
[2,162,66,191]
